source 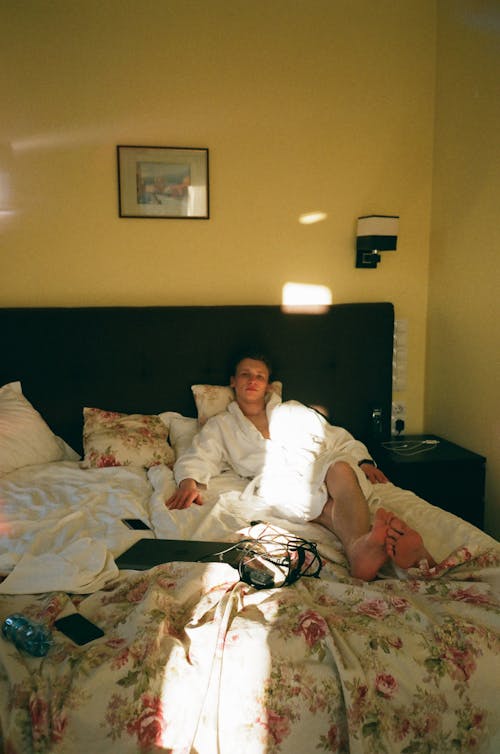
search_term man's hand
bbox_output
[360,463,389,484]
[165,478,204,509]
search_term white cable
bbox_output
[381,439,440,456]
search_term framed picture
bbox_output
[117,145,209,219]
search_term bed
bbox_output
[0,303,499,754]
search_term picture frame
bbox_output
[117,145,209,219]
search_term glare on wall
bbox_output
[298,211,328,225]
[281,282,332,314]
[0,170,15,220]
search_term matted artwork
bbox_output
[117,145,209,219]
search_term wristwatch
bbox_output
[358,459,377,467]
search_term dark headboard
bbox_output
[0,303,394,454]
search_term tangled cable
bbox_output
[200,525,323,589]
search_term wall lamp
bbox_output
[355,214,399,268]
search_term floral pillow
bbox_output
[82,407,175,469]
[0,381,68,476]
[192,381,283,425]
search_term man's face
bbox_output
[230,358,270,405]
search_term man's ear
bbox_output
[230,376,235,388]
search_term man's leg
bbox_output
[313,461,389,580]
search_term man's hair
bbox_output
[229,349,273,379]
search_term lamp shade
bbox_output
[356,215,399,252]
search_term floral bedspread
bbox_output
[1,548,500,754]
[1,463,500,753]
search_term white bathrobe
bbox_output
[174,393,374,522]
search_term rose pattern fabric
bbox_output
[1,546,499,754]
[82,407,175,469]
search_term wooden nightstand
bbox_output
[369,434,486,529]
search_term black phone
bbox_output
[121,518,152,530]
[54,613,105,645]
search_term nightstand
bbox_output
[369,434,486,529]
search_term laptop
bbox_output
[115,538,246,571]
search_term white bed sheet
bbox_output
[0,462,154,593]
[1,461,499,595]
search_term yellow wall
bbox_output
[427,0,500,537]
[3,2,498,537]
[1,0,435,437]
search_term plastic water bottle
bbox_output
[2,614,52,657]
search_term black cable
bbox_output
[199,532,322,589]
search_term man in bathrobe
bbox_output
[167,353,434,580]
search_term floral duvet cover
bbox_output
[1,462,499,754]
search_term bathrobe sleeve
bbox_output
[173,418,228,486]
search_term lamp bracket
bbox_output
[356,250,381,269]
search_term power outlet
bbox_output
[391,401,407,435]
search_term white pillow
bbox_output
[159,411,199,458]
[192,381,283,425]
[0,381,66,476]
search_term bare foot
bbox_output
[347,508,390,580]
[385,513,435,569]
[313,503,390,581]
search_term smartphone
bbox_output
[121,518,152,530]
[54,613,105,645]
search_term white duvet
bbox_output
[0,462,153,593]
[0,459,498,595]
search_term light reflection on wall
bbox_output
[298,211,327,225]
[0,144,16,221]
[281,282,332,314]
